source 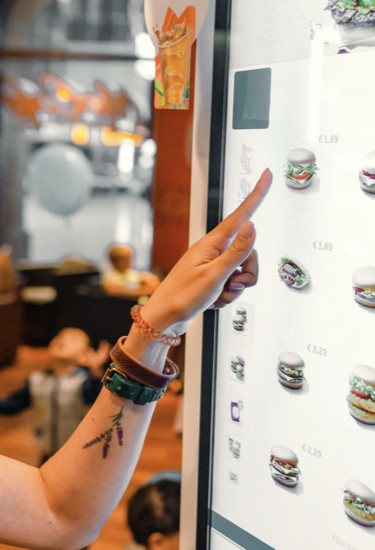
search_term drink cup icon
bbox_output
[230,400,243,423]
[158,31,190,108]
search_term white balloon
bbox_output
[25,143,94,217]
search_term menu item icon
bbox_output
[359,151,375,193]
[231,355,246,381]
[269,445,300,488]
[326,0,375,29]
[229,471,239,485]
[347,364,375,424]
[232,315,246,332]
[326,1,375,49]
[239,144,252,174]
[230,400,243,423]
[326,0,375,25]
[238,177,252,201]
[344,479,375,527]
[229,438,241,459]
[284,148,317,190]
[352,266,375,307]
[232,305,247,332]
[277,352,305,390]
[278,257,310,289]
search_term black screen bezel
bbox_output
[195,0,232,547]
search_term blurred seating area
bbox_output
[17,259,138,349]
[0,291,23,366]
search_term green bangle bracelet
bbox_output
[102,363,166,405]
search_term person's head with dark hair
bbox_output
[127,472,181,550]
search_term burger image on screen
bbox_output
[235,305,247,322]
[352,266,375,307]
[326,0,375,25]
[326,1,375,48]
[269,446,300,487]
[232,314,245,331]
[232,305,247,332]
[344,479,375,527]
[359,151,375,193]
[284,148,317,190]
[231,355,246,381]
[277,352,305,389]
[347,364,375,424]
[278,257,310,289]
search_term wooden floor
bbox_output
[0,346,183,550]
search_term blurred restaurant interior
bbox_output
[0,1,195,548]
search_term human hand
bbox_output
[142,168,273,335]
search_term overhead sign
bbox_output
[1,73,137,130]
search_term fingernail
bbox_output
[228,283,246,291]
[264,168,273,180]
[239,221,254,239]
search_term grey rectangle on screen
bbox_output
[232,68,271,129]
[211,511,276,549]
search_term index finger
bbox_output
[216,168,273,238]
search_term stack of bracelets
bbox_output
[101,305,180,405]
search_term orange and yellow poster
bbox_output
[144,0,209,110]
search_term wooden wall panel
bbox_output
[151,45,196,275]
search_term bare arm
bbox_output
[0,169,272,550]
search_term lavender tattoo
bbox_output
[83,407,124,458]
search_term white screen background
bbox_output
[210,2,375,550]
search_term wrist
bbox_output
[130,304,181,346]
[140,302,192,338]
[139,300,177,334]
[123,324,170,372]
[124,304,191,369]
[102,336,179,405]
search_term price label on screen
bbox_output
[313,241,333,252]
[302,444,322,459]
[319,134,339,144]
[307,344,327,357]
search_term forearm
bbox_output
[39,328,169,547]
[40,390,156,548]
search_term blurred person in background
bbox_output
[102,243,160,299]
[0,327,110,464]
[125,471,181,550]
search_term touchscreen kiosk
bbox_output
[198,1,375,549]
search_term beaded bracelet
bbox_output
[130,304,181,347]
